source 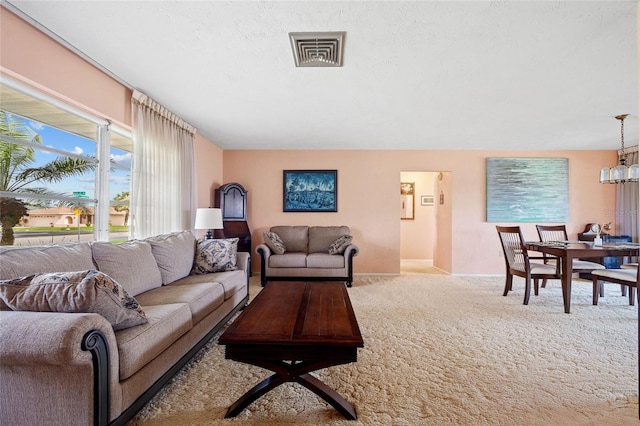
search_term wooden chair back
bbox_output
[496,225,528,270]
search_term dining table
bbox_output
[525,240,639,313]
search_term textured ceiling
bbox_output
[5,1,639,150]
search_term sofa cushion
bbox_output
[146,231,196,284]
[271,226,309,253]
[307,253,346,268]
[191,238,239,274]
[199,270,246,300]
[0,270,147,331]
[0,243,96,280]
[91,240,163,297]
[135,281,225,324]
[308,226,350,253]
[269,253,307,268]
[115,302,192,380]
[263,231,286,255]
[328,235,353,255]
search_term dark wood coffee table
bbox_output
[218,281,364,420]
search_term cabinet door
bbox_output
[222,187,246,220]
[215,183,247,221]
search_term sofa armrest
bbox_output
[256,244,272,286]
[0,311,117,365]
[236,251,250,276]
[236,251,251,293]
[256,243,272,258]
[0,310,120,426]
[344,244,359,258]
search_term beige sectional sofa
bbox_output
[0,231,250,426]
[256,225,358,287]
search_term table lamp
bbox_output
[194,208,223,239]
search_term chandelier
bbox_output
[599,114,639,184]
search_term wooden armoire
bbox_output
[213,183,251,253]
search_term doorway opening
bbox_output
[400,171,450,274]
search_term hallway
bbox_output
[400,259,446,275]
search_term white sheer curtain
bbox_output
[131,90,197,239]
[615,149,638,243]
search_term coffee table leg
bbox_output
[225,373,287,418]
[224,359,357,420]
[297,373,357,420]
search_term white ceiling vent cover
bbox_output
[289,32,345,67]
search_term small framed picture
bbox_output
[421,195,434,206]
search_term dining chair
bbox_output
[496,225,561,305]
[535,224,606,288]
[591,264,639,306]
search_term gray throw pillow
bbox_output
[191,238,239,274]
[263,231,286,255]
[146,231,196,284]
[0,270,148,331]
[0,242,96,280]
[91,240,162,296]
[328,235,353,255]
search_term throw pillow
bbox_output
[263,232,286,255]
[328,235,353,255]
[0,270,148,331]
[146,231,196,285]
[0,242,96,280]
[191,238,239,274]
[91,240,162,296]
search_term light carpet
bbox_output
[129,274,638,425]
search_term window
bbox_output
[0,81,132,246]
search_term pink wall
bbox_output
[435,171,453,272]
[2,8,624,276]
[193,134,224,239]
[223,150,617,275]
[0,8,130,128]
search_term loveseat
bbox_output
[0,231,249,426]
[256,225,358,287]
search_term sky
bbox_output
[15,113,131,202]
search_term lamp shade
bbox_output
[194,208,223,230]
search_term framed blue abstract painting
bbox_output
[486,158,568,222]
[283,170,337,212]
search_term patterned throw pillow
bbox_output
[328,235,353,255]
[263,232,286,255]
[191,238,239,274]
[0,270,147,331]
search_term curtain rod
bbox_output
[2,1,134,91]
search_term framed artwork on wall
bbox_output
[283,170,337,212]
[421,195,434,206]
[400,182,415,220]
[486,157,569,222]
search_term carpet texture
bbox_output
[129,274,638,425]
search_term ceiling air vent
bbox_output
[289,32,345,67]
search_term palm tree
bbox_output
[0,110,96,245]
[113,191,130,225]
